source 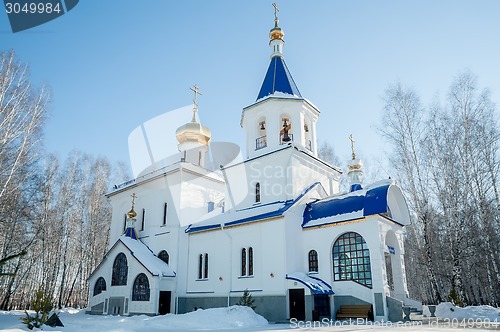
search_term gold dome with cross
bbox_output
[175,85,211,145]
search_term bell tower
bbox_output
[241,3,320,159]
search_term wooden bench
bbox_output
[336,304,373,321]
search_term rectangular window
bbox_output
[208,201,215,213]
[123,214,127,231]
[248,247,253,276]
[141,208,145,231]
[197,253,209,280]
[198,254,203,279]
[241,248,246,276]
[204,253,209,279]
[163,203,168,225]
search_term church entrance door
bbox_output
[158,291,171,315]
[289,289,305,320]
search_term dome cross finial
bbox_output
[349,134,356,160]
[190,84,202,111]
[272,3,279,26]
[127,192,137,219]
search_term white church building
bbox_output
[87,8,417,322]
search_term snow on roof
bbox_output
[286,272,334,295]
[186,182,322,233]
[186,199,291,233]
[302,179,401,228]
[119,235,176,277]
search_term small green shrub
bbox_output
[448,288,463,307]
[19,289,53,330]
[237,289,256,310]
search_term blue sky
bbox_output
[1,1,500,177]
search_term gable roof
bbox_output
[257,56,302,100]
[88,235,176,280]
[119,236,176,277]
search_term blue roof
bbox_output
[302,184,390,227]
[124,226,138,239]
[286,272,334,295]
[186,182,321,233]
[256,56,302,100]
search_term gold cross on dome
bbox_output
[130,193,137,208]
[190,85,202,109]
[272,3,279,21]
[349,134,356,160]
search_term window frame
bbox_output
[111,253,128,286]
[141,208,145,231]
[132,273,150,301]
[158,250,169,264]
[93,277,107,296]
[255,183,261,203]
[248,247,254,276]
[308,249,318,273]
[332,232,372,288]
[241,248,247,276]
[163,202,168,226]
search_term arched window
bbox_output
[255,183,261,203]
[112,253,128,286]
[132,273,150,301]
[308,250,318,272]
[304,118,312,151]
[248,247,254,276]
[158,250,169,264]
[332,232,372,287]
[241,247,254,276]
[256,117,267,150]
[93,277,106,296]
[280,116,292,144]
[241,248,246,276]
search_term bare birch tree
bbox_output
[380,72,500,305]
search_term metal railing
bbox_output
[256,135,267,150]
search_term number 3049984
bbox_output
[5,2,61,14]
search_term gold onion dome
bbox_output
[270,24,284,41]
[348,158,363,171]
[127,207,137,219]
[175,110,211,145]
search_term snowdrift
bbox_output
[0,305,268,331]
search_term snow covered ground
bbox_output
[0,303,499,332]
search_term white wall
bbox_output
[184,218,287,299]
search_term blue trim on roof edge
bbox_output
[302,185,391,226]
[285,274,334,295]
[186,182,321,234]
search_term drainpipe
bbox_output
[220,223,232,307]
[220,166,236,210]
